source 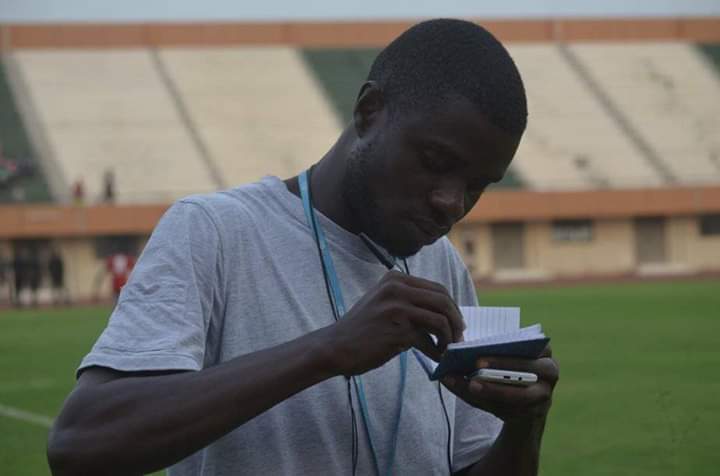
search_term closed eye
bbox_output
[421,148,456,174]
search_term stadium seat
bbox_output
[158,47,342,187]
[507,44,665,190]
[572,43,720,185]
[15,50,218,203]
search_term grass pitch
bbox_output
[1,280,718,475]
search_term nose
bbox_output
[429,185,465,225]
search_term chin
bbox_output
[366,223,427,259]
[383,237,426,259]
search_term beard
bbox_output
[341,141,424,259]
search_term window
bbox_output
[552,219,593,242]
[491,222,525,270]
[699,214,720,236]
[464,239,475,256]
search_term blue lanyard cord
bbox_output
[299,170,407,476]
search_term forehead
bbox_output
[394,96,522,180]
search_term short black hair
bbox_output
[367,19,527,135]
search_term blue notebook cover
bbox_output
[429,337,550,381]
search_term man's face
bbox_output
[342,95,521,258]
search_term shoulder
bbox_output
[171,177,284,231]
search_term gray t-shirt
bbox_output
[79,176,502,475]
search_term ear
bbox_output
[353,81,385,138]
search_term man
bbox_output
[0,250,9,304]
[48,248,69,305]
[26,246,42,307]
[48,19,558,475]
[105,251,135,301]
[11,247,28,307]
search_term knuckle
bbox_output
[544,359,560,384]
[381,280,405,299]
[427,279,449,294]
[402,334,414,348]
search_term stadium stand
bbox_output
[157,47,341,187]
[699,44,720,71]
[507,44,666,190]
[0,58,51,203]
[14,49,218,204]
[572,43,720,185]
[6,42,718,201]
[300,48,379,125]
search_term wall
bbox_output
[58,238,110,300]
[453,216,720,283]
[450,225,493,279]
[530,220,635,277]
[669,216,720,271]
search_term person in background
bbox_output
[0,251,9,305]
[102,169,115,204]
[106,251,135,301]
[49,248,69,305]
[72,178,85,206]
[27,247,42,307]
[11,247,28,307]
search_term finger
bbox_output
[404,307,452,353]
[407,277,466,340]
[440,375,474,401]
[402,283,465,343]
[539,344,552,358]
[475,357,559,385]
[474,380,552,408]
[412,330,442,362]
[391,274,466,338]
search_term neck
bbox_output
[285,127,362,234]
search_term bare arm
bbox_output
[455,416,547,476]
[47,326,336,476]
[446,347,559,476]
[48,272,464,475]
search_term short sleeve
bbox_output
[445,241,505,471]
[77,199,223,377]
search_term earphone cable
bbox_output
[305,166,359,475]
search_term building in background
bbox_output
[0,7,719,302]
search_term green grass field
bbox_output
[1,280,719,475]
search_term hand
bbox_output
[322,271,465,377]
[441,345,559,423]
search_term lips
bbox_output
[411,218,450,243]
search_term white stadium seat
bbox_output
[507,44,665,190]
[572,42,720,185]
[158,47,342,187]
[15,49,217,203]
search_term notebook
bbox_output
[412,306,549,381]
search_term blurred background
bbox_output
[0,1,718,475]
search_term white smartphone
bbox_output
[471,368,538,386]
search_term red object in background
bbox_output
[106,253,135,295]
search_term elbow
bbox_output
[47,425,76,476]
[47,424,90,476]
[47,428,72,476]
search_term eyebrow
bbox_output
[427,140,503,183]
